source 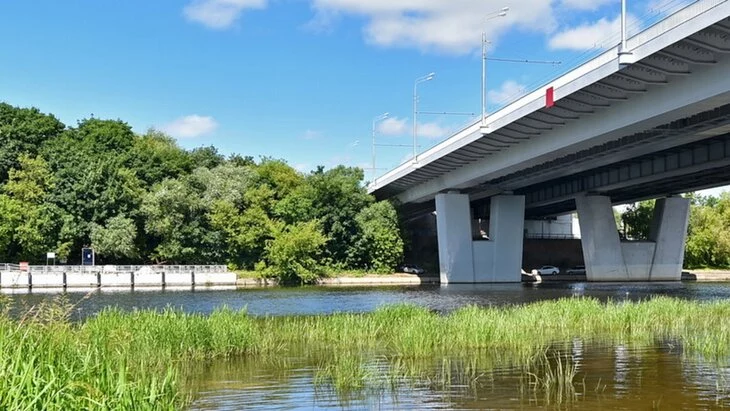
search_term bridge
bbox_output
[369,0,730,283]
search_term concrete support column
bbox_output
[577,195,690,281]
[479,195,525,282]
[576,195,629,281]
[435,192,475,283]
[648,197,690,280]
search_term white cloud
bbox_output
[161,115,219,139]
[308,0,556,54]
[488,80,527,106]
[376,117,447,139]
[548,14,639,51]
[418,122,449,140]
[377,117,408,135]
[301,129,321,140]
[184,0,267,29]
[293,163,312,172]
[560,0,614,11]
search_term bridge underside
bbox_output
[371,3,730,283]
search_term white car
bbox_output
[400,264,425,274]
[532,265,560,275]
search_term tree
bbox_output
[279,166,373,266]
[90,214,138,263]
[141,178,222,264]
[189,146,224,169]
[262,221,328,284]
[0,155,62,262]
[41,122,145,256]
[0,103,65,182]
[685,193,730,267]
[75,118,135,153]
[621,200,655,240]
[125,130,193,186]
[352,201,404,272]
[209,200,275,268]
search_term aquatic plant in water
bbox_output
[0,296,728,408]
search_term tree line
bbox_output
[620,193,730,268]
[0,103,404,282]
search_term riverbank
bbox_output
[1,296,728,409]
[237,269,730,287]
[236,273,440,287]
[522,269,730,283]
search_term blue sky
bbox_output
[0,0,701,180]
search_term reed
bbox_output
[0,296,728,408]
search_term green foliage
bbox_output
[352,201,404,272]
[125,130,193,185]
[262,220,328,284]
[621,200,654,240]
[0,155,61,262]
[0,103,65,182]
[617,194,730,268]
[0,104,403,276]
[210,200,275,268]
[75,117,135,153]
[90,214,139,263]
[189,145,224,169]
[293,166,373,265]
[685,193,730,268]
[1,297,729,407]
[141,178,222,264]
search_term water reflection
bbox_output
[188,342,730,410]
[4,282,730,320]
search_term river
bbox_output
[4,282,730,409]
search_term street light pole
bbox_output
[413,72,435,162]
[481,7,509,128]
[371,112,389,180]
[621,0,627,52]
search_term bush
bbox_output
[262,220,328,284]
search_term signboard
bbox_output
[47,252,56,259]
[19,262,29,271]
[82,248,95,266]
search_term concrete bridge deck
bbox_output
[369,1,730,284]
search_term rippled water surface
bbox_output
[5,281,730,409]
[187,343,730,410]
[5,281,730,318]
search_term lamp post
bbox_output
[621,0,627,52]
[371,112,389,181]
[413,72,435,162]
[481,7,509,128]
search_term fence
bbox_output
[20,265,228,274]
[0,265,234,289]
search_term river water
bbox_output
[5,282,730,409]
[5,281,730,318]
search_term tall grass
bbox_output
[0,296,728,408]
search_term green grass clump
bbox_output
[0,296,729,408]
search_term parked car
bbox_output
[532,265,560,275]
[566,265,586,275]
[400,264,425,274]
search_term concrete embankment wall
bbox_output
[0,265,237,289]
[522,239,584,271]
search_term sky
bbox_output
[2,0,723,196]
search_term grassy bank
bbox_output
[1,296,729,409]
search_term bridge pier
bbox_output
[435,193,524,283]
[576,195,689,281]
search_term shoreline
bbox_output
[237,269,730,288]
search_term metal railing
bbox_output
[524,233,580,240]
[1,264,228,273]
